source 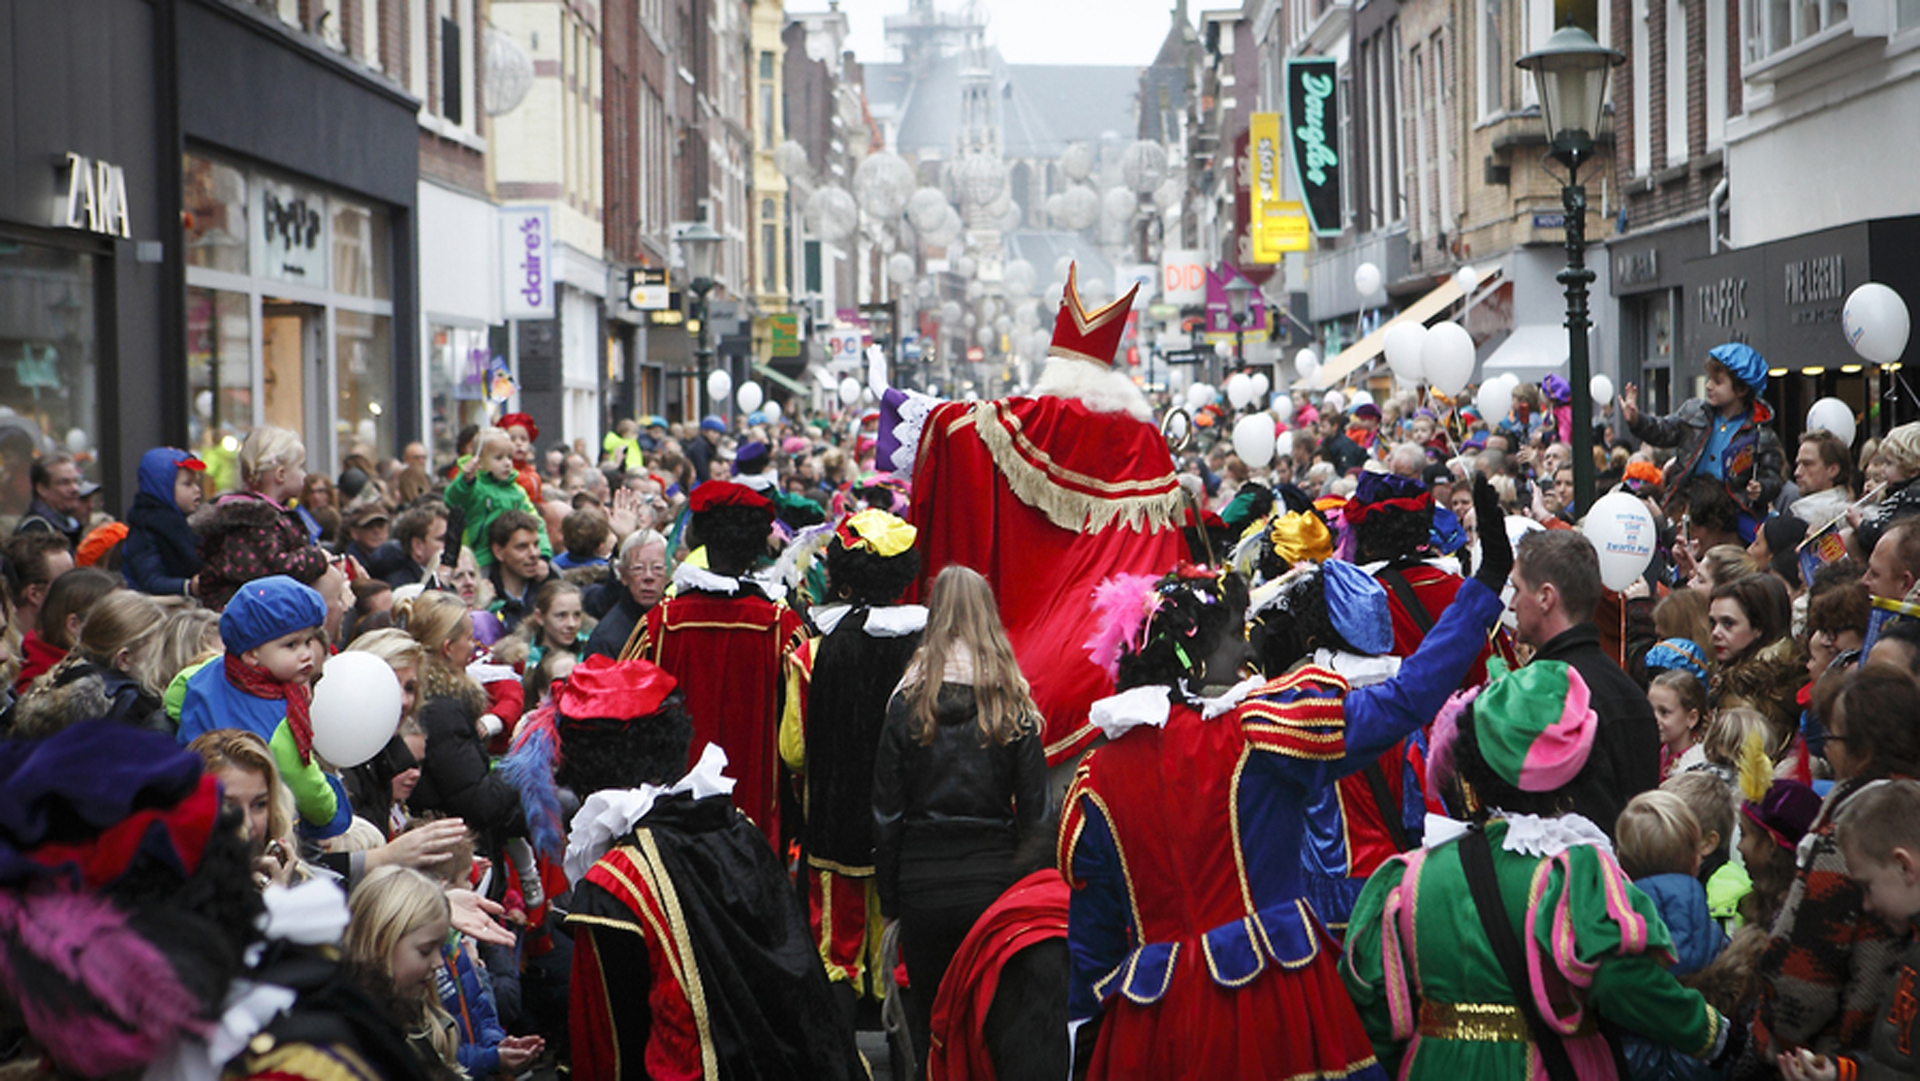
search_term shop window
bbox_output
[429,324,492,466]
[186,287,253,488]
[185,155,249,275]
[0,239,103,518]
[332,201,392,299]
[259,177,329,287]
[336,311,393,458]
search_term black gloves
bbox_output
[1470,474,1513,591]
[441,508,466,569]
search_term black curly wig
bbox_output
[1448,707,1575,821]
[110,802,266,1018]
[1114,570,1250,693]
[555,692,697,796]
[824,541,921,606]
[689,504,774,575]
[1246,570,1355,675]
[1351,503,1433,565]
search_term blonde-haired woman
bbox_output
[344,866,463,1078]
[394,591,524,848]
[194,424,342,610]
[190,727,301,889]
[12,589,170,735]
[872,564,1048,1073]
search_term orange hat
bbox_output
[76,522,127,567]
[1623,460,1663,485]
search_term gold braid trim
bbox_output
[970,402,1184,534]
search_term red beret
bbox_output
[557,655,677,722]
[498,412,539,441]
[688,480,772,514]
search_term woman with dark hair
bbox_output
[1342,663,1738,1079]
[1709,573,1807,759]
[1757,664,1920,1064]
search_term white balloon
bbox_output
[735,381,765,414]
[1590,374,1616,407]
[763,400,782,421]
[1226,373,1255,409]
[839,377,862,406]
[1475,379,1515,424]
[1582,492,1659,593]
[310,652,405,768]
[1455,265,1480,292]
[1214,340,1233,358]
[1322,390,1347,414]
[1271,393,1294,422]
[707,368,733,404]
[1276,430,1294,458]
[1354,262,1383,299]
[1250,373,1271,398]
[1807,397,1857,447]
[64,428,88,454]
[1384,322,1429,383]
[1295,349,1320,381]
[1421,322,1477,396]
[1232,413,1276,467]
[1844,282,1911,364]
[1186,383,1216,410]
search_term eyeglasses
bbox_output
[627,563,668,577]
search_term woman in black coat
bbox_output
[397,590,526,848]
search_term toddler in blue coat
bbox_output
[1618,789,1732,1080]
[122,446,205,597]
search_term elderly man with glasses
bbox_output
[583,529,669,660]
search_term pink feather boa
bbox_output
[0,889,211,1075]
[1085,573,1165,681]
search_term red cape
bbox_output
[910,397,1186,764]
[927,869,1070,1081]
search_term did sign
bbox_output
[1162,250,1207,305]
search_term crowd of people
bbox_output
[2,326,1920,1081]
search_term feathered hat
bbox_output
[1049,263,1140,369]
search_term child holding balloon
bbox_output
[1622,342,1785,545]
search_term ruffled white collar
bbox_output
[1198,675,1266,719]
[1088,685,1172,739]
[810,603,930,638]
[735,472,777,492]
[1311,649,1402,688]
[1361,556,1463,578]
[672,563,786,603]
[565,744,737,886]
[1422,811,1614,858]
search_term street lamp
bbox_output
[1517,25,1623,518]
[678,220,723,420]
[1226,275,1257,366]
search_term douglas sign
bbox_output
[1287,58,1342,238]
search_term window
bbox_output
[331,200,392,299]
[1903,0,1920,29]
[1745,0,1848,61]
[1632,0,1652,175]
[185,154,249,275]
[1666,0,1688,165]
[0,240,105,511]
[441,16,463,125]
[1708,0,1729,149]
[187,287,252,461]
[335,311,393,456]
[429,324,491,466]
[1433,31,1452,226]
[761,198,778,294]
[1480,0,1506,117]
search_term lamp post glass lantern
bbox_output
[1226,275,1257,365]
[1517,25,1622,518]
[679,221,723,419]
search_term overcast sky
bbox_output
[820,0,1198,67]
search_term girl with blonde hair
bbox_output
[189,727,300,889]
[13,588,170,735]
[344,866,463,1078]
[154,607,220,692]
[195,425,340,609]
[872,565,1047,1069]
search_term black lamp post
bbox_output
[1517,25,1622,518]
[678,220,723,421]
[1226,275,1256,368]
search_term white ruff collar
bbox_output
[1422,811,1613,858]
[810,603,929,638]
[1198,675,1266,719]
[735,472,777,492]
[1360,556,1463,578]
[1088,685,1172,739]
[672,563,786,603]
[1311,649,1402,687]
[565,744,737,886]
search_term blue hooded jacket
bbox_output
[1623,872,1730,1081]
[122,448,203,596]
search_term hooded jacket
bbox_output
[190,490,330,610]
[1629,397,1786,522]
[122,448,203,597]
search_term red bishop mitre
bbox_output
[1048,262,1140,369]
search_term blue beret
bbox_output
[1644,638,1709,683]
[700,415,727,434]
[1324,560,1394,655]
[1430,505,1468,556]
[1709,342,1767,397]
[221,575,328,655]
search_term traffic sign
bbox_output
[627,267,670,310]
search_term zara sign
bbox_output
[56,152,132,238]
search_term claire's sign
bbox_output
[1286,58,1342,238]
[500,207,554,319]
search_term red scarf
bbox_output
[224,653,316,763]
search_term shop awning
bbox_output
[1480,324,1573,384]
[1308,267,1506,389]
[752,363,812,396]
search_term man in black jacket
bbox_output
[1510,529,1661,834]
[582,529,669,659]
